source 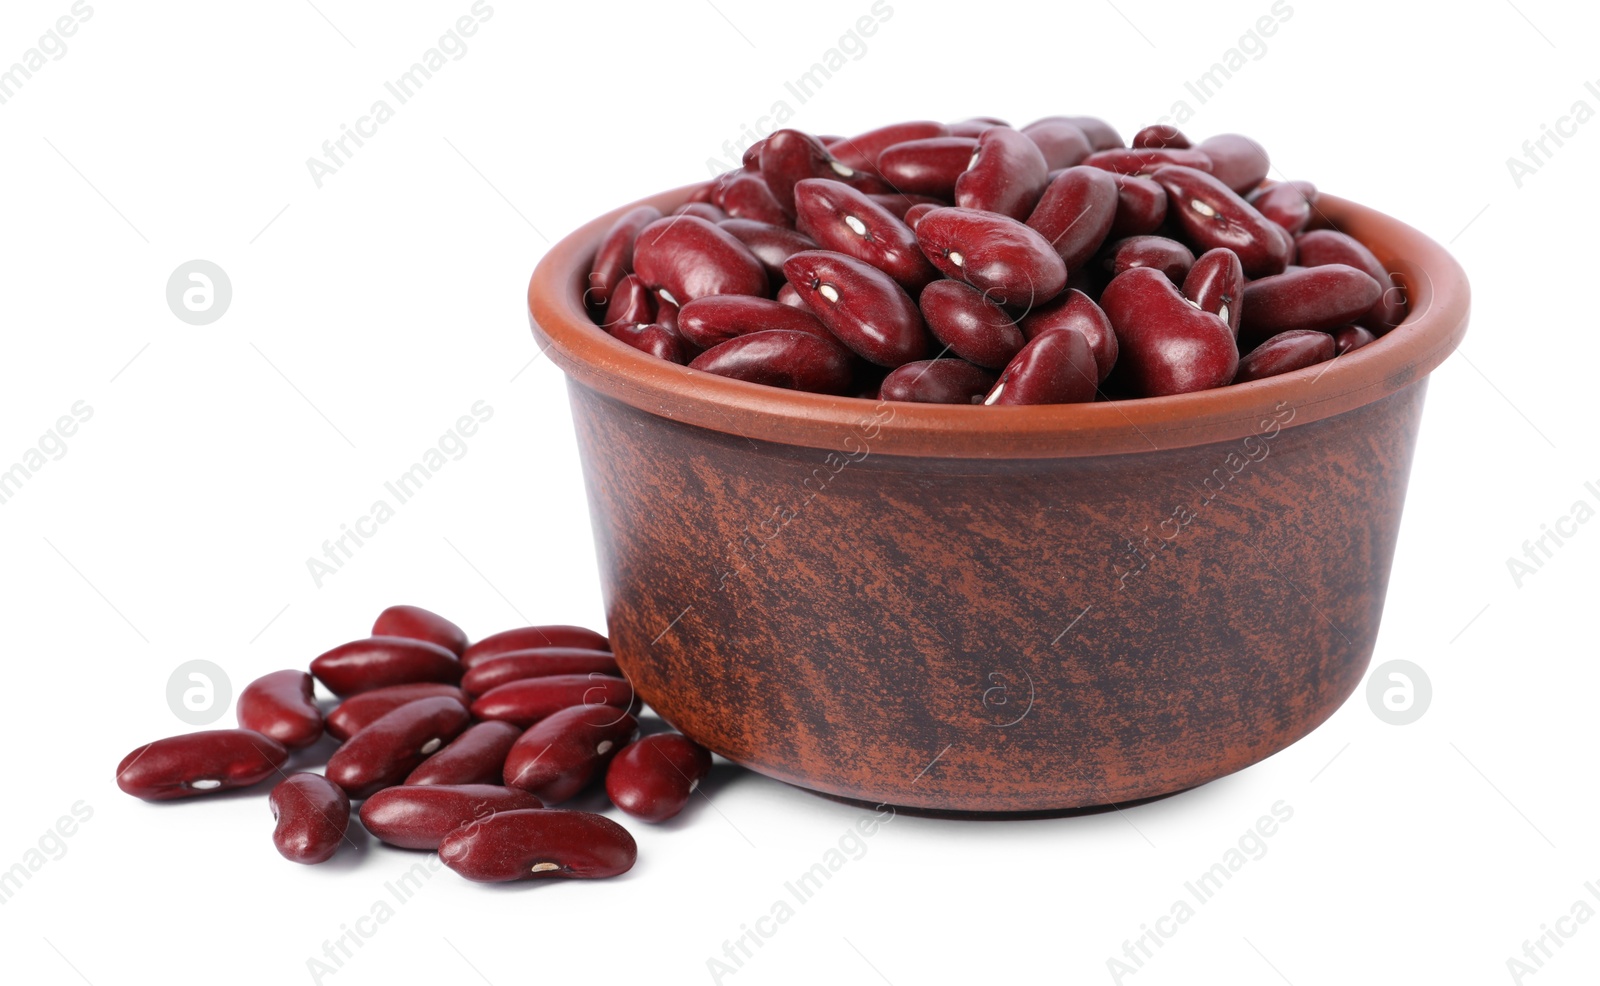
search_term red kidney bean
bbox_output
[866,192,945,220]
[878,359,996,404]
[688,181,718,203]
[1085,147,1214,176]
[325,696,471,798]
[1106,236,1195,283]
[655,297,680,334]
[1182,248,1245,338]
[918,279,1025,369]
[439,808,636,882]
[717,218,818,283]
[794,179,938,291]
[601,273,656,330]
[1025,166,1119,269]
[1020,120,1093,170]
[775,282,809,309]
[327,683,468,741]
[946,116,1009,138]
[983,328,1099,405]
[955,126,1050,221]
[1293,229,1406,332]
[741,140,765,171]
[1132,124,1191,149]
[712,170,790,226]
[406,721,525,786]
[782,250,929,367]
[633,215,768,305]
[269,772,349,864]
[117,729,288,801]
[310,636,462,697]
[359,784,543,850]
[1239,264,1383,347]
[915,207,1067,308]
[237,670,322,750]
[1018,289,1119,382]
[1235,330,1336,383]
[1100,267,1239,397]
[1031,115,1123,150]
[1150,165,1289,278]
[463,625,609,671]
[610,322,688,364]
[502,705,639,803]
[830,120,948,173]
[759,128,883,212]
[875,137,979,198]
[689,329,857,394]
[1108,173,1168,237]
[372,605,467,656]
[586,206,660,311]
[1333,324,1376,354]
[1249,180,1317,234]
[606,733,714,823]
[676,296,830,350]
[1196,133,1270,194]
[902,202,938,230]
[672,202,726,223]
[470,673,635,728]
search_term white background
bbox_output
[1,0,1596,983]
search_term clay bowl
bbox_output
[528,184,1469,814]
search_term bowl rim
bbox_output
[527,181,1470,459]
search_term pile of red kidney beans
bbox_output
[586,117,1406,404]
[116,606,709,882]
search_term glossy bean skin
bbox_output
[877,359,996,404]
[439,808,636,882]
[1249,179,1317,235]
[741,140,766,171]
[1333,324,1376,354]
[1182,248,1246,338]
[1018,289,1119,381]
[902,202,938,230]
[1031,115,1123,150]
[712,170,790,226]
[829,120,948,173]
[116,729,288,801]
[1020,121,1093,170]
[462,625,610,671]
[310,637,462,698]
[955,126,1050,221]
[875,137,979,198]
[327,683,469,741]
[359,784,543,850]
[918,280,1025,369]
[672,202,726,223]
[983,329,1099,406]
[867,192,946,220]
[237,670,323,750]
[610,322,688,365]
[1025,166,1119,269]
[633,215,768,305]
[406,721,525,786]
[1239,264,1383,347]
[1293,229,1406,332]
[1106,236,1195,284]
[1235,329,1336,383]
[269,772,349,864]
[606,733,714,823]
[1150,165,1290,278]
[1085,147,1214,176]
[679,295,833,351]
[689,329,857,394]
[502,704,639,803]
[462,648,622,697]
[372,605,467,656]
[775,282,809,309]
[1108,173,1168,237]
[325,696,471,798]
[1100,267,1239,397]
[587,206,660,311]
[915,208,1067,308]
[782,251,929,367]
[1132,124,1191,149]
[717,219,818,283]
[470,674,636,729]
[794,179,938,291]
[758,128,883,212]
[1197,133,1270,194]
[601,273,655,329]
[946,116,1010,138]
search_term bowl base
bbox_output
[803,783,1199,821]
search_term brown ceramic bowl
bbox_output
[528,184,1469,814]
